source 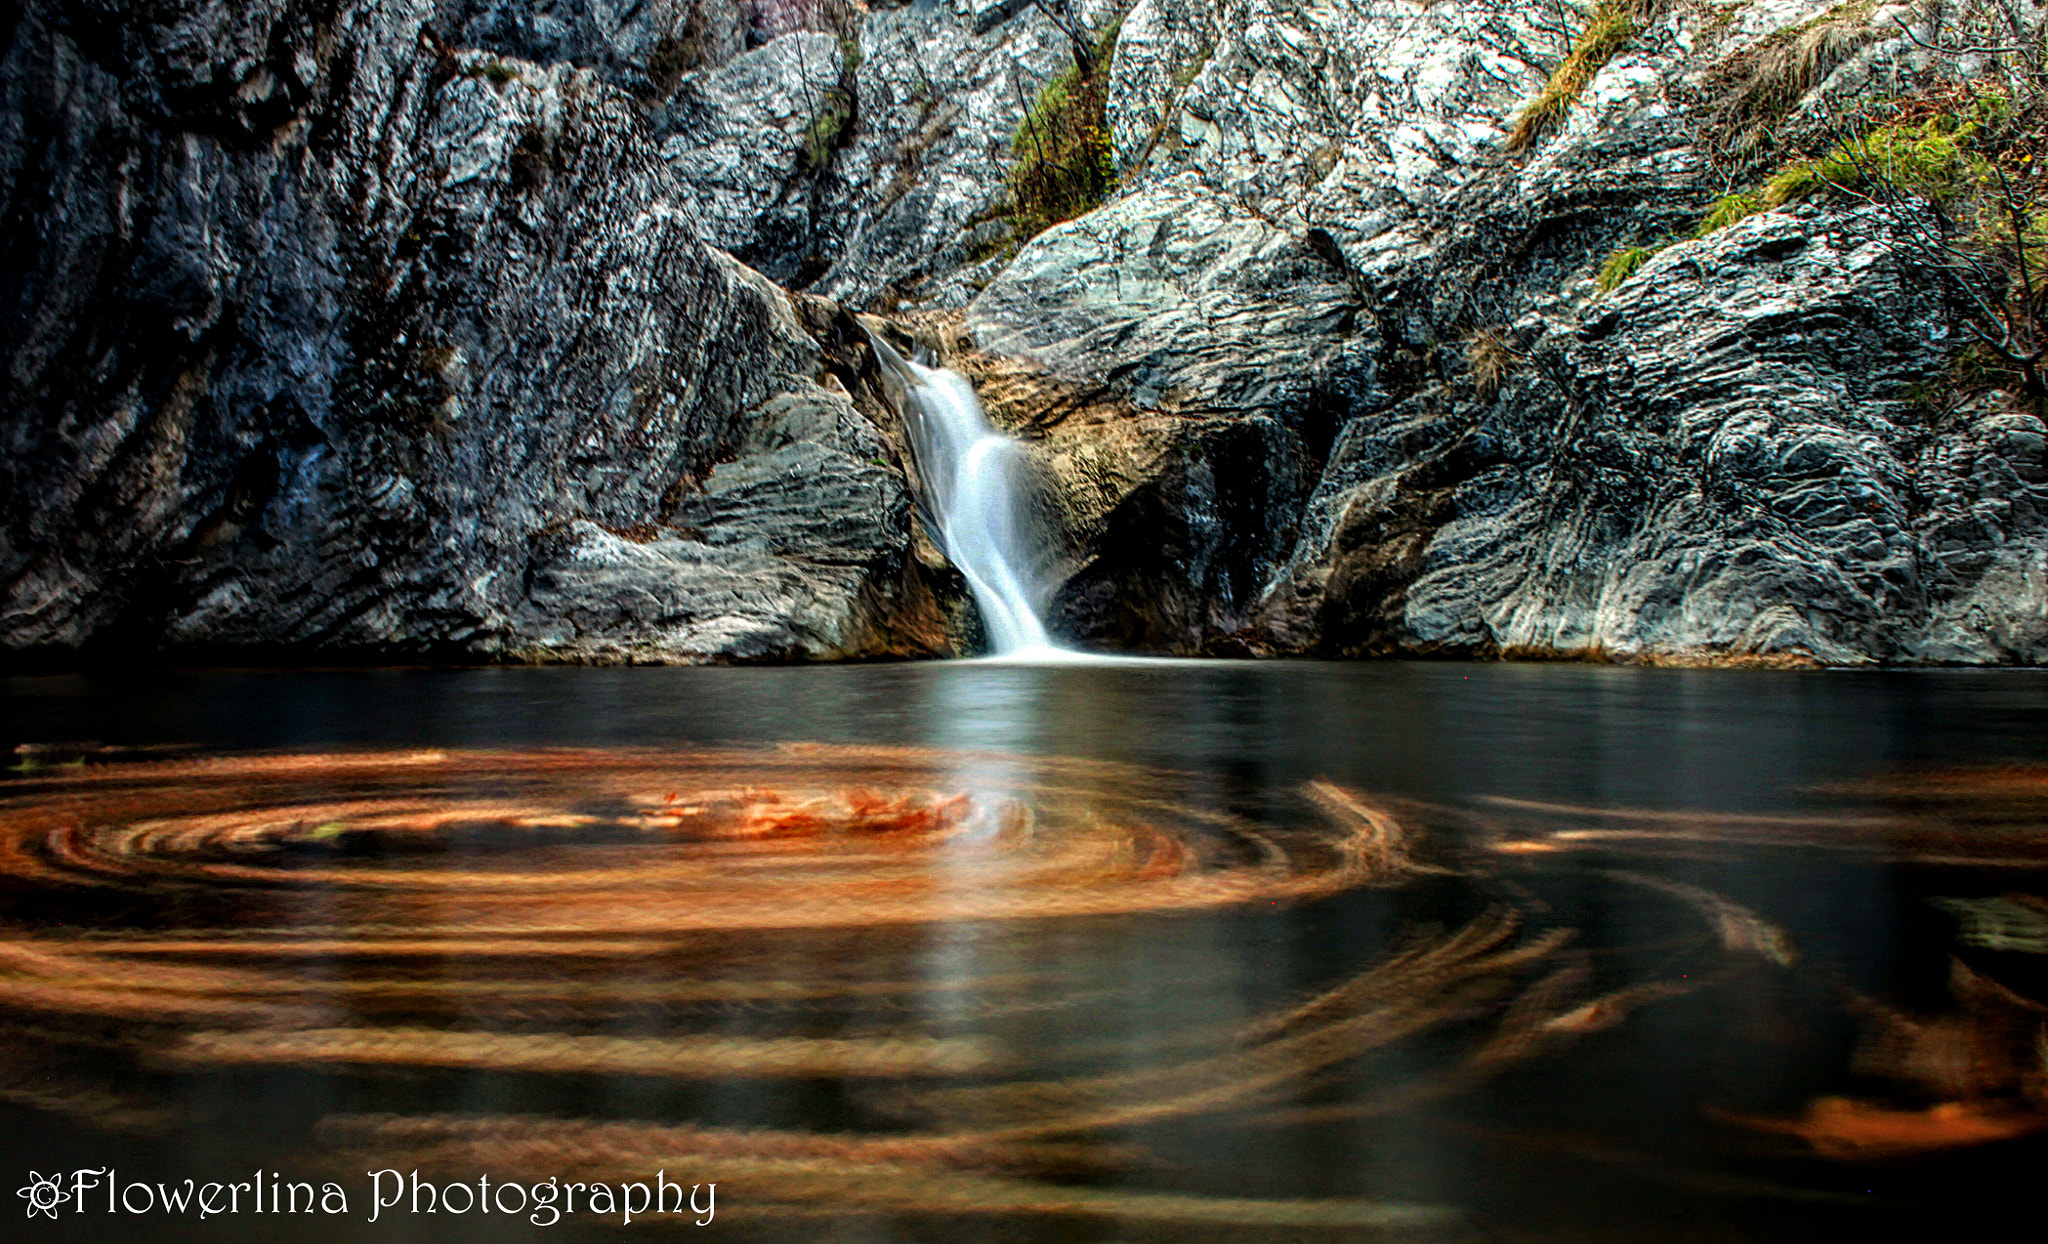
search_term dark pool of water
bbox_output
[2,661,2045,1241]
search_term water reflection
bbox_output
[0,665,2044,1238]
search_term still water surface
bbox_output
[2,662,2046,1241]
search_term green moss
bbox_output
[800,86,854,171]
[1596,244,1657,292]
[1507,1,1641,152]
[1006,17,1124,241]
[482,60,519,85]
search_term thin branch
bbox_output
[1025,0,1095,74]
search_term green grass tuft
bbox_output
[1596,244,1657,292]
[1506,2,1641,152]
[1829,112,1988,202]
[1694,192,1763,236]
[800,86,854,171]
[1696,100,2003,239]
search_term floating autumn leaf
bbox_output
[1717,1096,2048,1159]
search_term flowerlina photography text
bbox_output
[17,1168,716,1226]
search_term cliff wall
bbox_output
[3,0,2043,664]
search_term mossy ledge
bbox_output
[1005,15,1125,242]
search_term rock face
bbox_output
[0,0,975,664]
[649,0,1122,304]
[1255,204,2028,665]
[963,0,2048,663]
[4,0,2045,666]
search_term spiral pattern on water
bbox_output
[4,745,1906,1228]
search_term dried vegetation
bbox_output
[1506,0,1658,151]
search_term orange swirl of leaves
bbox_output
[0,746,1409,934]
[0,746,1420,1034]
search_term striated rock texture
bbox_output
[0,0,974,664]
[639,0,1125,303]
[4,0,2045,667]
[1254,204,2027,664]
[963,0,2048,663]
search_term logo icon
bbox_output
[17,1172,66,1219]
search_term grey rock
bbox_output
[1261,207,1970,663]
[968,176,1358,418]
[958,348,1310,652]
[442,0,753,88]
[643,0,1122,303]
[957,0,2048,663]
[9,0,2048,668]
[0,0,967,664]
[653,31,848,263]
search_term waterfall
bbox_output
[869,334,1067,660]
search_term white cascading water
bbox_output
[869,335,1069,660]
